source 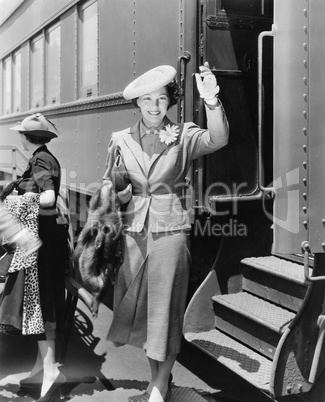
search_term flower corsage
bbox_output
[159,124,180,145]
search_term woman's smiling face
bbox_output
[137,87,170,127]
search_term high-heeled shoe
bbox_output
[34,371,66,402]
[128,373,173,402]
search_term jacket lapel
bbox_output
[147,119,181,175]
[122,122,146,174]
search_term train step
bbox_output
[212,291,295,358]
[186,328,272,392]
[241,256,311,312]
[184,254,313,397]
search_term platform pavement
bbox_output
[0,280,272,402]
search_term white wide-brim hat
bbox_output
[123,65,177,100]
[10,113,59,139]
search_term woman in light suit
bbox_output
[103,63,229,402]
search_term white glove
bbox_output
[195,62,219,101]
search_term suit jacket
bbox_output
[104,103,229,233]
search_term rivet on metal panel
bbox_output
[322,243,325,249]
[303,43,308,51]
[303,9,308,17]
[303,193,307,200]
[303,207,307,213]
[303,128,307,135]
[303,221,308,228]
[303,26,308,34]
[303,60,307,68]
[303,94,307,102]
[322,219,325,225]
[303,162,307,169]
[303,77,308,85]
[303,145,307,152]
[303,178,307,185]
[303,111,307,119]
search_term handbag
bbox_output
[111,149,130,192]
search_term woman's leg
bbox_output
[37,339,61,396]
[148,354,176,402]
[28,348,43,377]
[146,356,159,393]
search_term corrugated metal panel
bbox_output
[273,0,308,254]
[308,0,325,252]
[0,0,76,58]
[0,0,194,189]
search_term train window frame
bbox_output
[12,49,22,114]
[78,0,98,100]
[2,55,12,115]
[218,0,272,16]
[30,34,44,109]
[45,22,61,106]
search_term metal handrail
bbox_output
[301,241,325,282]
[177,51,191,123]
[257,25,276,196]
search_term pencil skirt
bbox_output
[107,229,191,361]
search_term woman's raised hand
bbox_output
[195,62,219,103]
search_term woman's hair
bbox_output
[23,133,51,145]
[131,79,183,110]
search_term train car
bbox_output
[1,0,325,401]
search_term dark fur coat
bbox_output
[73,182,123,317]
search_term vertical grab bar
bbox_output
[177,51,191,123]
[258,26,276,195]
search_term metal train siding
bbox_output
[0,0,197,194]
[2,0,325,400]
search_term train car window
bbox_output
[78,0,98,99]
[220,0,272,16]
[30,35,44,109]
[2,56,12,115]
[13,50,21,114]
[45,24,61,106]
